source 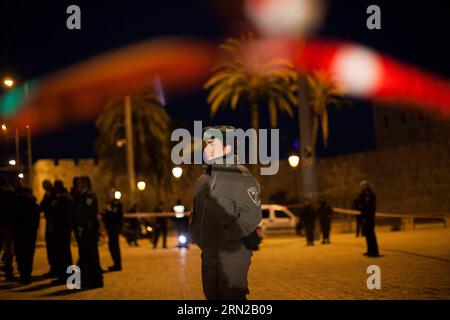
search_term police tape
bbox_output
[123,212,192,218]
[285,204,448,220]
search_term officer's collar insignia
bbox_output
[247,186,261,206]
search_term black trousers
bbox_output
[54,228,73,278]
[363,223,379,255]
[201,244,252,300]
[321,223,331,241]
[79,230,103,286]
[14,229,37,281]
[153,225,167,248]
[305,222,315,243]
[107,228,121,267]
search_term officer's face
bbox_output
[203,138,231,162]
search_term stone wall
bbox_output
[32,159,203,211]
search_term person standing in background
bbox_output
[49,180,75,285]
[76,176,103,289]
[317,199,332,244]
[40,180,57,278]
[102,188,124,271]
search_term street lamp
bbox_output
[1,124,7,131]
[137,180,146,191]
[288,154,300,168]
[3,78,14,88]
[116,138,126,148]
[114,191,122,200]
[172,166,183,178]
[18,173,24,179]
[9,160,16,166]
[288,154,300,202]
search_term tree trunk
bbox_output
[298,76,318,202]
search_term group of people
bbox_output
[40,176,106,288]
[0,175,40,284]
[0,174,127,289]
[296,180,380,257]
[42,176,127,288]
[297,198,333,246]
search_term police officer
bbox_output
[301,197,316,246]
[49,180,75,284]
[189,125,262,300]
[40,179,57,277]
[0,175,17,281]
[101,188,123,271]
[12,180,40,285]
[70,177,82,254]
[76,176,103,289]
[356,181,380,257]
[317,199,332,244]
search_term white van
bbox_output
[258,204,299,236]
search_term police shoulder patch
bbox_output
[247,186,261,206]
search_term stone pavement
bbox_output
[0,227,449,300]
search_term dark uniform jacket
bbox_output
[0,187,15,228]
[102,199,124,231]
[75,189,99,235]
[317,204,332,225]
[13,188,40,233]
[52,190,75,234]
[301,204,316,224]
[357,188,376,226]
[189,161,262,253]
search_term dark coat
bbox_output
[356,188,376,227]
[189,162,262,252]
[75,188,99,234]
[301,204,316,225]
[102,199,124,231]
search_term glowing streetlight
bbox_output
[288,154,300,168]
[3,78,14,88]
[178,235,187,245]
[116,138,126,148]
[1,124,7,131]
[172,166,183,178]
[9,160,16,166]
[137,181,146,191]
[18,173,24,179]
[114,191,122,200]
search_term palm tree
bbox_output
[95,86,172,203]
[204,34,300,130]
[307,70,347,152]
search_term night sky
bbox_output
[1,0,449,161]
